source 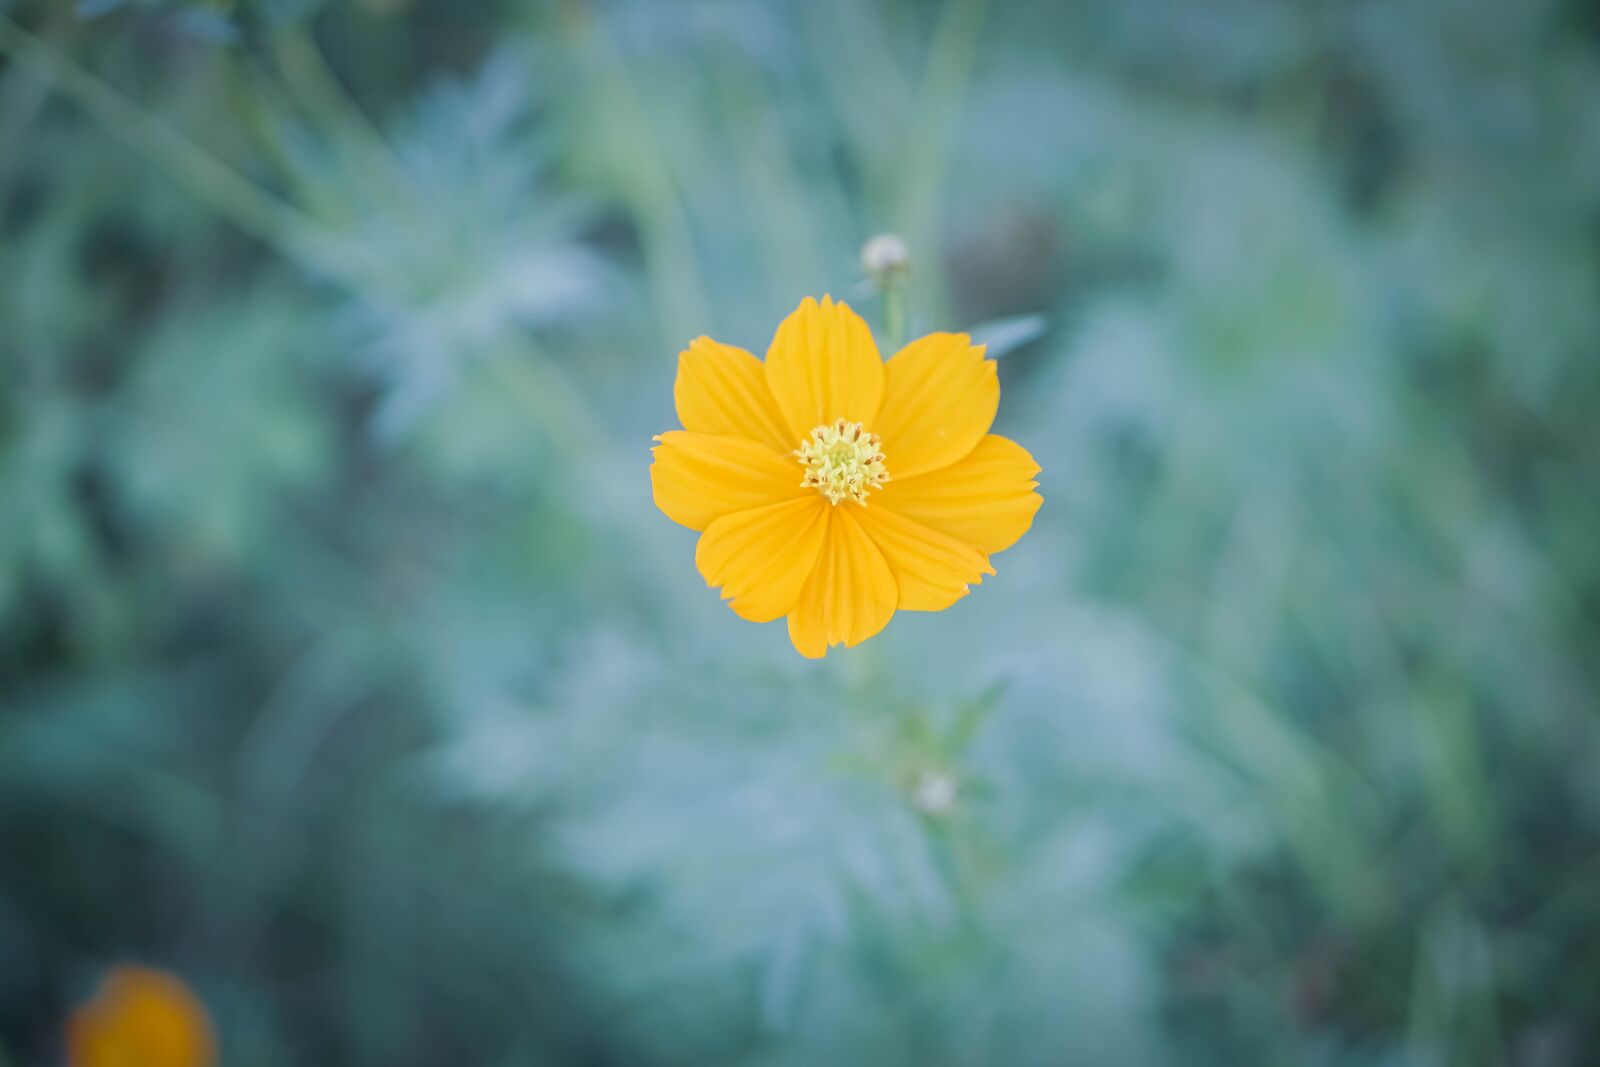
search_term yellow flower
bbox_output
[66,965,216,1067]
[651,295,1042,658]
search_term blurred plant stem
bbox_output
[711,61,827,304]
[559,7,711,345]
[883,283,907,350]
[0,14,394,292]
[268,27,406,191]
[895,0,990,315]
[0,6,58,196]
[489,345,610,461]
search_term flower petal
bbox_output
[786,507,899,659]
[696,497,829,622]
[765,296,885,441]
[674,337,795,454]
[874,434,1041,554]
[650,431,806,532]
[873,333,998,478]
[852,502,995,612]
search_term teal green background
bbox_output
[3,1,1599,1063]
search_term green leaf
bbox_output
[966,313,1047,359]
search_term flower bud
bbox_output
[860,233,910,285]
[911,769,959,816]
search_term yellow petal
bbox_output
[696,497,829,622]
[875,434,1041,554]
[650,431,806,532]
[852,502,995,612]
[873,333,998,478]
[786,507,899,659]
[764,295,885,441]
[674,337,796,454]
[68,966,215,1067]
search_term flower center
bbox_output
[796,419,890,505]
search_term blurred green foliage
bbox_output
[3,0,1599,1064]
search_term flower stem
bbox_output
[883,284,907,351]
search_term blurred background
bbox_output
[3,0,1599,1063]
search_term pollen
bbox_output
[796,418,890,505]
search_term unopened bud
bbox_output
[911,769,958,816]
[860,233,910,284]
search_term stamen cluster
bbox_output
[796,418,890,505]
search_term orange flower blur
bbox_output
[67,965,216,1067]
[651,295,1042,657]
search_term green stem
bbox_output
[565,11,712,344]
[269,26,413,206]
[883,284,907,351]
[895,0,991,314]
